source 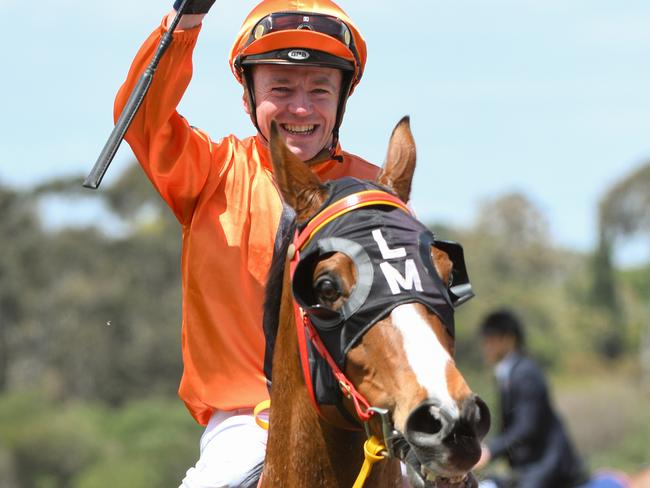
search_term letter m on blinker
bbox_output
[372,229,423,295]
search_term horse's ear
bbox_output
[269,120,327,221]
[376,116,416,203]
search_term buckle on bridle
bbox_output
[363,406,399,458]
[339,380,352,398]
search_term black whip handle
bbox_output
[83,0,191,189]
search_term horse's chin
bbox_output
[391,433,477,488]
[405,460,477,488]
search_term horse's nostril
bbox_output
[406,402,444,437]
[460,394,491,440]
[473,396,491,439]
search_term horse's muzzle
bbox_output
[404,395,490,476]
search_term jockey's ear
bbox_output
[269,120,327,222]
[376,116,416,203]
[242,91,251,115]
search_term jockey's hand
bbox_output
[173,0,216,15]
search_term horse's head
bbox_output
[269,117,490,487]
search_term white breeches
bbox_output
[179,408,268,488]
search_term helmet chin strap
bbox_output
[305,129,343,165]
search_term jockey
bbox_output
[113,0,378,486]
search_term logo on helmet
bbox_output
[287,49,310,61]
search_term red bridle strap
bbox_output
[291,258,374,425]
[304,313,373,421]
[289,189,410,426]
[294,190,411,252]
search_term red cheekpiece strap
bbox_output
[289,245,321,413]
[289,190,409,426]
[295,190,410,251]
[304,316,373,422]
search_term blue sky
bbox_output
[2,0,649,264]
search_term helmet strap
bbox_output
[335,70,354,133]
[242,67,261,134]
[325,69,355,163]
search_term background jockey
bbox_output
[113,0,380,486]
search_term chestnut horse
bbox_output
[258,117,490,487]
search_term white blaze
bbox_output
[391,303,459,417]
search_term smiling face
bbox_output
[246,64,342,161]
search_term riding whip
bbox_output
[83,0,192,189]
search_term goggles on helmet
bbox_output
[237,12,362,83]
[248,12,352,47]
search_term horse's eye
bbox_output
[314,276,342,304]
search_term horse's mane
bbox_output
[262,204,297,385]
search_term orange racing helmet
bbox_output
[229,0,367,157]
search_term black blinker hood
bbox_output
[292,177,474,369]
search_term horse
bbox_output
[257,117,490,487]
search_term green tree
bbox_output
[441,192,584,368]
[0,183,44,392]
[5,163,183,404]
[593,161,650,358]
[589,231,624,358]
[599,162,650,240]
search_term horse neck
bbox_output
[261,263,375,487]
[262,264,403,487]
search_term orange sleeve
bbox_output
[114,17,216,225]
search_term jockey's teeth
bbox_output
[282,124,315,135]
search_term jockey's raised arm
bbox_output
[111,1,383,485]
